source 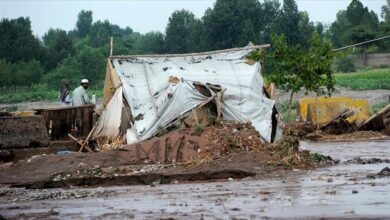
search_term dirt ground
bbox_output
[1,86,389,112]
[275,86,390,105]
[1,140,389,219]
[1,90,389,218]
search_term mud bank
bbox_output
[0,140,389,219]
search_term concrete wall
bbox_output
[351,53,390,68]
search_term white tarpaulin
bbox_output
[95,46,282,143]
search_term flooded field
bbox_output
[1,140,390,219]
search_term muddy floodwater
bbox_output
[1,140,390,219]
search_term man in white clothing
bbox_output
[72,79,90,106]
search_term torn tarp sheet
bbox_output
[100,47,282,143]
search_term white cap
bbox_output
[81,79,89,84]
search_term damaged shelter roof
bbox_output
[93,44,283,144]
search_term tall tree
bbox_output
[273,0,314,47]
[137,31,165,54]
[0,17,45,63]
[258,0,281,44]
[76,10,93,38]
[202,0,262,50]
[165,10,201,53]
[329,0,379,48]
[273,0,300,45]
[382,0,390,22]
[43,28,74,70]
[262,33,334,121]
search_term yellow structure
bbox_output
[298,97,371,125]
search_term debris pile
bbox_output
[320,109,356,135]
[206,121,263,158]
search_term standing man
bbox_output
[72,79,91,106]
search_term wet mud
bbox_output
[1,140,389,219]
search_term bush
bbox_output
[335,57,355,73]
[0,84,58,104]
[194,123,205,134]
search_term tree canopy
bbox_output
[0,0,389,90]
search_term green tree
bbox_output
[137,31,165,54]
[0,59,12,88]
[11,60,45,86]
[42,56,82,89]
[76,46,106,84]
[165,10,201,53]
[43,28,75,70]
[382,0,390,22]
[202,0,262,50]
[273,0,314,47]
[273,0,300,45]
[262,33,335,121]
[329,0,379,48]
[0,17,45,63]
[315,22,325,38]
[379,0,390,51]
[76,10,93,38]
[258,0,281,44]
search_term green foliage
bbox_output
[334,68,390,90]
[41,46,105,89]
[194,124,205,135]
[2,0,390,104]
[207,113,217,125]
[272,0,314,47]
[263,33,335,96]
[0,84,103,104]
[43,28,75,70]
[382,0,390,22]
[0,17,46,63]
[310,153,332,162]
[202,0,263,50]
[371,102,388,114]
[275,102,297,122]
[334,57,356,73]
[76,10,93,38]
[137,32,165,54]
[329,0,379,49]
[0,59,44,87]
[165,10,201,53]
[41,56,83,89]
[0,84,58,104]
[156,125,167,137]
[76,46,106,83]
[263,33,334,122]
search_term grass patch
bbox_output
[194,123,205,135]
[334,68,390,90]
[0,84,103,104]
[275,102,297,122]
[371,102,389,114]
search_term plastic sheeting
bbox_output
[103,47,282,143]
[94,87,123,140]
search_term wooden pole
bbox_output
[315,95,319,129]
[110,37,113,57]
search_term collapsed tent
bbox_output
[93,45,283,144]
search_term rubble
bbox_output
[320,108,356,135]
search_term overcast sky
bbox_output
[0,0,386,38]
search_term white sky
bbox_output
[0,0,386,38]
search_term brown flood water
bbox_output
[1,140,390,219]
